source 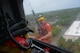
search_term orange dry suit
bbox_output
[38,22,52,43]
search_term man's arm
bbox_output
[39,31,52,40]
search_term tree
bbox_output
[65,39,73,51]
[57,36,66,48]
[52,26,61,37]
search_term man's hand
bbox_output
[38,38,44,41]
[29,36,36,39]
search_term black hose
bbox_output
[12,27,34,36]
[10,21,26,32]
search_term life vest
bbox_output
[38,22,51,37]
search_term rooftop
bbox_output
[64,21,80,36]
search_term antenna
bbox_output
[28,0,35,16]
[28,0,38,32]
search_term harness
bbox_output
[38,22,49,37]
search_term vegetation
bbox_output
[52,26,61,37]
[57,36,66,48]
[57,37,80,53]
